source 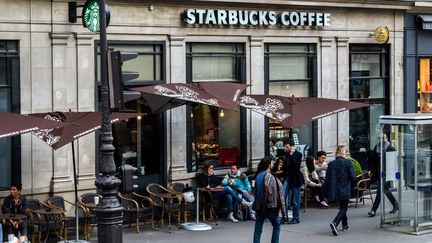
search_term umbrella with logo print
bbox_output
[0,112,68,139]
[239,95,370,127]
[28,111,141,242]
[130,82,248,113]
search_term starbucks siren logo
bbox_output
[82,0,110,33]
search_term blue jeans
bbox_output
[332,199,349,228]
[253,209,280,243]
[213,186,242,214]
[283,180,300,222]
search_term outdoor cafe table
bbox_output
[0,213,26,221]
[198,187,225,221]
[33,208,67,242]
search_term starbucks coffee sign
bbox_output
[184,9,331,27]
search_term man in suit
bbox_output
[282,140,303,224]
[368,133,399,216]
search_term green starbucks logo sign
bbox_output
[82,0,110,32]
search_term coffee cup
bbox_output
[251,180,255,188]
[94,196,100,205]
[8,234,15,242]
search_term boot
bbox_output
[227,212,238,223]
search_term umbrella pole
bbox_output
[72,142,79,241]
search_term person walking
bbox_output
[326,145,356,236]
[253,158,286,243]
[368,133,399,217]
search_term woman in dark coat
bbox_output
[326,145,356,236]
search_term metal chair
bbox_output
[79,193,101,239]
[355,171,374,207]
[117,192,154,233]
[146,183,182,228]
[47,196,86,240]
[27,198,57,243]
[170,182,196,223]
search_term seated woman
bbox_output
[1,182,28,242]
[271,157,285,183]
[301,156,328,207]
[197,163,251,223]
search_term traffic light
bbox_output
[108,50,140,111]
[118,164,138,194]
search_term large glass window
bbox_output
[418,58,432,113]
[349,45,389,170]
[96,42,166,187]
[0,40,20,190]
[186,43,246,172]
[265,44,316,160]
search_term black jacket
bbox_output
[197,173,221,188]
[283,150,304,187]
[2,195,28,215]
[325,157,356,202]
[370,143,396,183]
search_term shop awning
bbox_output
[417,15,432,30]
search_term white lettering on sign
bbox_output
[184,9,332,27]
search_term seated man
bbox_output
[222,164,256,220]
[2,182,28,242]
[197,163,251,223]
[314,151,328,182]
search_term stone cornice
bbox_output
[169,35,186,47]
[74,33,94,46]
[250,36,265,47]
[49,32,70,45]
[337,37,350,47]
[320,37,333,47]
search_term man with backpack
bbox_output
[253,158,286,243]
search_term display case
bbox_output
[379,113,432,235]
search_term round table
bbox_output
[0,213,26,220]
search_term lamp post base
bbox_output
[58,240,91,243]
[181,222,213,231]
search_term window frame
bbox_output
[186,42,247,172]
[0,40,21,191]
[264,43,318,159]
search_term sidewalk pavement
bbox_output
[88,202,432,243]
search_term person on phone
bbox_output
[1,182,28,242]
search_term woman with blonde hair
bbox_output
[325,145,356,236]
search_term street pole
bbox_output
[94,0,123,242]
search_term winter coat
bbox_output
[253,171,286,218]
[283,150,304,187]
[2,195,28,215]
[325,157,356,202]
[221,170,252,192]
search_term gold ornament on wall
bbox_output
[374,26,390,44]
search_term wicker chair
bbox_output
[79,193,101,239]
[27,199,53,243]
[170,182,197,223]
[355,171,374,207]
[117,192,154,233]
[47,196,86,240]
[146,183,182,227]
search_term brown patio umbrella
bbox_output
[130,82,248,113]
[27,111,140,241]
[0,112,68,139]
[239,95,370,127]
[29,111,140,150]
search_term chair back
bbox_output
[170,183,185,194]
[48,196,65,209]
[146,183,163,196]
[80,193,102,204]
[27,198,41,210]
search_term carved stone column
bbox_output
[167,35,187,180]
[249,36,265,168]
[320,37,337,154]
[336,37,350,148]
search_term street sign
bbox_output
[82,0,111,32]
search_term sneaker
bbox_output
[227,213,238,223]
[341,226,350,231]
[389,207,399,214]
[287,219,299,224]
[251,216,256,221]
[241,199,253,208]
[368,210,376,217]
[320,201,329,207]
[330,222,338,236]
